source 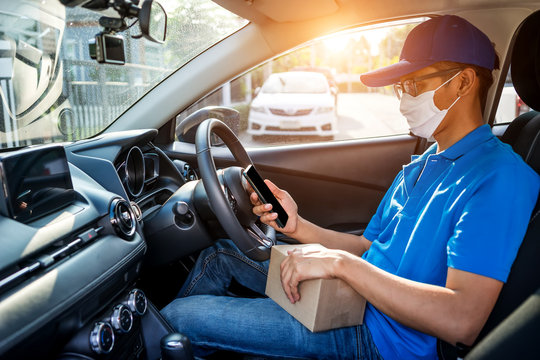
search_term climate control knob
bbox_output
[110,304,133,333]
[89,321,115,354]
[127,288,147,316]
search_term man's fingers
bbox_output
[281,257,298,304]
[280,252,304,304]
[250,191,261,206]
[285,267,300,303]
[290,279,300,302]
[280,263,295,303]
[253,203,272,216]
[259,212,277,224]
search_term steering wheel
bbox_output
[195,118,276,261]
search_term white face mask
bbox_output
[399,71,461,141]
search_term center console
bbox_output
[57,288,187,360]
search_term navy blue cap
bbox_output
[360,15,496,87]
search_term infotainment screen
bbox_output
[0,146,75,223]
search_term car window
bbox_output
[177,19,426,147]
[0,0,247,150]
[494,67,530,124]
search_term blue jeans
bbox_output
[161,239,382,359]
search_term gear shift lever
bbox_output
[160,333,193,360]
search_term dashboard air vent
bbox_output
[109,198,137,239]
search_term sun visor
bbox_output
[252,0,339,23]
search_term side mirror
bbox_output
[139,0,167,43]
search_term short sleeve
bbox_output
[363,171,403,242]
[447,163,539,282]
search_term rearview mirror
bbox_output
[139,0,167,43]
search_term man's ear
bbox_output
[457,68,477,96]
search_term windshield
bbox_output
[0,0,247,149]
[261,72,329,94]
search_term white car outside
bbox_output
[495,84,530,124]
[247,71,338,138]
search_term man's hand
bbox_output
[245,178,372,254]
[279,246,346,304]
[244,177,372,254]
[248,179,299,234]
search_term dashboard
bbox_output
[0,129,208,359]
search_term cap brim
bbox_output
[360,60,436,87]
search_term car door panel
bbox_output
[243,136,417,231]
[166,135,417,234]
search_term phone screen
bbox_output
[243,165,289,228]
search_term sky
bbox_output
[321,18,427,56]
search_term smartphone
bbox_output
[243,164,289,228]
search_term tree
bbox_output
[163,0,246,66]
[378,24,415,60]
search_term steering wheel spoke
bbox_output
[246,222,276,248]
[221,182,238,215]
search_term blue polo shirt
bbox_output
[362,125,540,360]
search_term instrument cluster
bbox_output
[117,146,160,199]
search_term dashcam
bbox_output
[88,33,125,65]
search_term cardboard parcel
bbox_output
[265,244,366,332]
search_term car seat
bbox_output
[438,9,540,360]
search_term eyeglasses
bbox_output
[393,68,462,100]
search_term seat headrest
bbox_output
[511,11,540,112]
[513,114,540,174]
[501,111,539,146]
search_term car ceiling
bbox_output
[107,0,540,135]
[214,0,533,51]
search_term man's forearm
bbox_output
[287,216,371,256]
[334,253,501,345]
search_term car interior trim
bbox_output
[0,234,146,354]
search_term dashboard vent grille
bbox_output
[0,226,102,294]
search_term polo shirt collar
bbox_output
[438,124,493,161]
[402,125,493,195]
